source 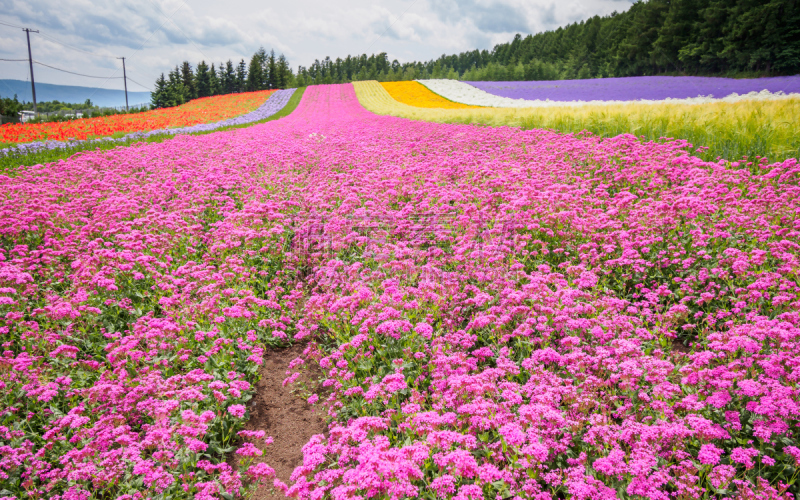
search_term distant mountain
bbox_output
[0,79,151,108]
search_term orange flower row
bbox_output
[0,90,275,144]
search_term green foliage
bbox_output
[151,74,169,109]
[181,61,197,100]
[196,61,212,98]
[220,60,237,94]
[247,48,266,92]
[0,95,23,119]
[17,98,96,114]
[235,59,247,92]
[209,63,221,96]
[151,49,296,109]
[5,97,149,125]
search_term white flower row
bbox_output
[416,79,800,108]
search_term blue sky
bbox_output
[0,0,636,92]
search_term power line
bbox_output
[36,32,118,59]
[126,76,153,92]
[2,20,120,61]
[146,0,213,64]
[33,60,124,79]
[0,20,25,29]
[2,59,150,88]
[0,78,17,97]
[84,0,190,104]
[365,0,421,54]
[1,20,153,112]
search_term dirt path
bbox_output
[241,343,327,500]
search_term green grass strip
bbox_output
[0,87,306,173]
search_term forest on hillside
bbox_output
[412,0,800,82]
[151,0,800,106]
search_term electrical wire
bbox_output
[146,0,213,64]
[365,0,421,54]
[126,76,153,92]
[33,60,123,79]
[0,78,17,97]
[2,15,167,96]
[37,32,118,59]
[2,20,119,60]
[0,20,25,29]
[84,0,189,103]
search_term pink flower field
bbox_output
[1,83,799,499]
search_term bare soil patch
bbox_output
[241,343,327,500]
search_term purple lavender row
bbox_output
[1,88,296,158]
[467,75,800,102]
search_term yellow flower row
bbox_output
[353,80,800,162]
[380,81,480,109]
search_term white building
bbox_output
[19,110,36,123]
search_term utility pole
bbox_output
[118,57,129,111]
[23,28,39,116]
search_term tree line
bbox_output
[295,0,799,85]
[0,96,23,119]
[150,0,799,104]
[0,96,148,124]
[150,49,293,108]
[436,0,800,81]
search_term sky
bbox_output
[0,0,637,93]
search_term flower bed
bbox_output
[354,80,800,163]
[418,78,800,108]
[468,75,800,102]
[380,81,480,109]
[1,89,296,158]
[2,82,799,499]
[0,90,275,144]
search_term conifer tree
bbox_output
[247,49,266,91]
[151,73,168,108]
[267,50,278,89]
[224,60,236,94]
[208,63,222,95]
[195,61,211,97]
[167,66,186,107]
[277,54,291,88]
[180,62,197,100]
[236,59,247,92]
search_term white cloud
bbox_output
[0,0,637,92]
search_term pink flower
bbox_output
[430,475,456,496]
[784,446,800,466]
[382,373,407,393]
[730,447,759,469]
[186,438,208,452]
[698,444,723,465]
[228,404,246,418]
[246,462,275,482]
[414,322,433,339]
[236,442,263,457]
[708,465,737,489]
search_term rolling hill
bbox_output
[0,79,151,108]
